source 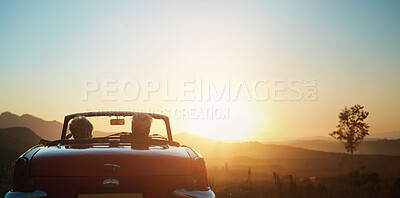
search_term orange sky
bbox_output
[0,1,399,141]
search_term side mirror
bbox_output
[39,139,50,146]
[110,119,125,125]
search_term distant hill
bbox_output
[0,127,42,162]
[175,132,400,157]
[175,132,400,177]
[175,132,341,160]
[0,112,62,140]
[0,146,21,162]
[0,112,111,140]
[277,139,400,156]
[368,130,400,139]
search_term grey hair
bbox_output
[131,113,153,138]
[69,117,93,139]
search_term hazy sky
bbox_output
[0,0,399,141]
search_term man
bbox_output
[131,113,153,139]
[69,117,93,139]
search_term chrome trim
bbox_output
[103,178,119,187]
[173,188,215,198]
[5,190,47,198]
[104,163,120,171]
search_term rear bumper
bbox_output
[5,190,47,198]
[173,188,215,198]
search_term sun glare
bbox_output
[187,100,252,141]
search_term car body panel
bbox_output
[33,176,189,198]
[30,144,192,177]
[7,111,214,198]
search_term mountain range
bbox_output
[277,138,400,155]
[1,112,400,177]
[174,132,400,177]
[0,112,110,140]
[0,127,42,161]
[174,132,400,156]
[0,112,62,140]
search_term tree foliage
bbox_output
[329,104,370,154]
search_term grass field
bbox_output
[209,166,400,198]
[0,161,13,197]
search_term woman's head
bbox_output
[69,117,93,139]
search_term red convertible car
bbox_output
[6,112,215,198]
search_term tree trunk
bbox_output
[350,150,354,171]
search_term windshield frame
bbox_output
[61,111,172,141]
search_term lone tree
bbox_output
[329,104,370,170]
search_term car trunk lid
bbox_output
[30,143,191,177]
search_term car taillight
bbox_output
[14,158,27,176]
[13,157,34,192]
[187,157,208,191]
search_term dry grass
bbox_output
[209,166,400,198]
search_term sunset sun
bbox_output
[187,100,252,141]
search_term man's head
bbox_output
[69,117,93,139]
[131,113,153,138]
